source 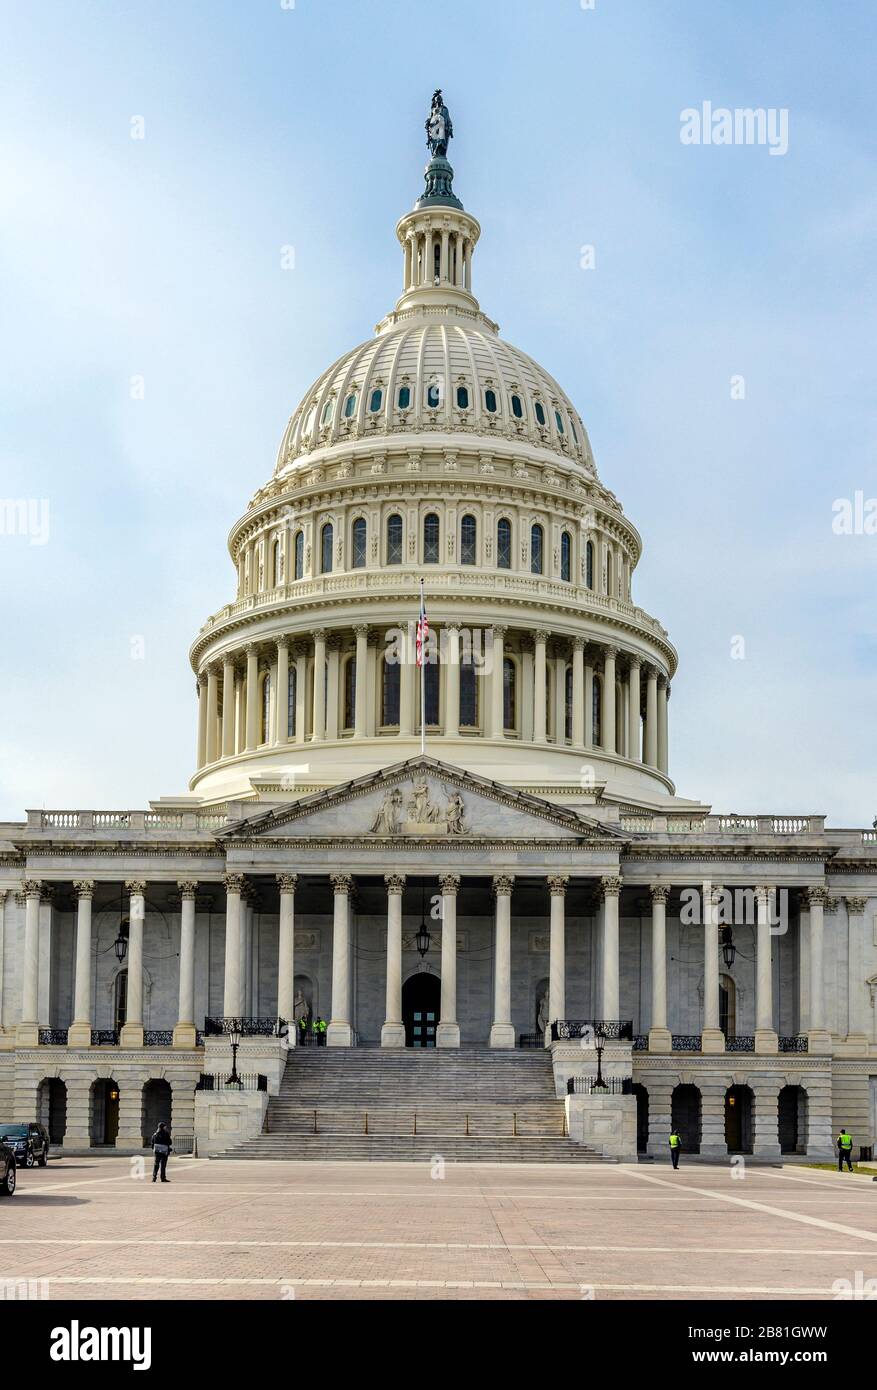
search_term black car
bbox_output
[0,1142,15,1196]
[0,1123,49,1168]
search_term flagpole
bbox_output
[419,577,426,757]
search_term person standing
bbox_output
[151,1121,172,1183]
[669,1127,682,1170]
[313,1015,327,1046]
[837,1128,854,1172]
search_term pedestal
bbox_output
[806,1029,833,1054]
[489,1023,516,1048]
[67,1022,92,1047]
[326,1022,353,1047]
[754,1029,779,1055]
[700,1029,725,1054]
[381,1022,406,1048]
[172,1023,197,1048]
[119,1023,144,1047]
[436,1022,460,1048]
[16,1023,39,1047]
[647,1027,672,1054]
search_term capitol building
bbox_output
[1,96,875,1163]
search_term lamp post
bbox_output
[227,1018,243,1088]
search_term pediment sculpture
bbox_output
[369,780,469,837]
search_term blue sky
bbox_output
[0,0,875,824]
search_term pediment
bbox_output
[220,757,627,846]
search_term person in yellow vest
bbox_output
[313,1015,327,1047]
[669,1128,682,1170]
[837,1128,854,1172]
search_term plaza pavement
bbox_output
[1,1157,876,1301]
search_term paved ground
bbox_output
[2,1157,876,1300]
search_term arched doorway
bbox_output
[672,1084,702,1154]
[725,1084,754,1153]
[779,1085,807,1154]
[402,973,440,1048]
[631,1083,649,1154]
[141,1080,172,1145]
[90,1079,119,1146]
[37,1078,67,1144]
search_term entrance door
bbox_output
[725,1085,753,1153]
[402,973,441,1048]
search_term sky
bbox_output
[0,0,875,825]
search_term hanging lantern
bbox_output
[720,926,736,969]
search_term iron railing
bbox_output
[38,1029,68,1045]
[195,1073,268,1092]
[671,1035,702,1051]
[144,1030,173,1047]
[203,1016,289,1038]
[566,1076,633,1095]
[551,1020,633,1042]
[90,1029,118,1045]
[516,1032,545,1049]
[726,1035,756,1052]
[779,1035,809,1052]
[632,1034,648,1051]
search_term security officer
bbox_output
[313,1015,327,1047]
[669,1127,682,1170]
[837,1127,854,1172]
[298,1014,308,1046]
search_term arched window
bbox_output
[352,517,367,569]
[426,383,441,408]
[585,539,594,590]
[560,530,571,583]
[460,514,477,565]
[369,388,383,413]
[535,401,546,426]
[497,518,512,569]
[456,385,469,409]
[555,410,565,435]
[423,513,440,563]
[530,523,544,575]
[321,522,333,574]
[294,530,304,580]
[398,385,411,410]
[484,389,498,413]
[321,401,333,425]
[565,666,573,740]
[261,673,271,744]
[569,418,578,445]
[592,674,602,747]
[510,394,523,419]
[503,657,516,731]
[606,547,614,596]
[287,667,296,739]
[386,513,403,565]
[272,536,283,586]
[460,654,479,728]
[381,659,400,727]
[343,657,356,731]
[343,393,357,418]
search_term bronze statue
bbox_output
[426,89,453,158]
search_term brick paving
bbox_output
[1,1158,875,1301]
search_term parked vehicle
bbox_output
[0,1142,15,1196]
[0,1122,49,1168]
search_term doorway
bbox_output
[671,1084,702,1154]
[779,1085,807,1154]
[90,1079,120,1146]
[632,1083,649,1154]
[402,973,440,1048]
[725,1084,754,1153]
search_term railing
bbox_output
[516,1032,545,1049]
[38,1029,68,1045]
[726,1035,755,1052]
[550,1020,634,1042]
[169,1131,195,1155]
[91,1030,119,1045]
[566,1076,633,1095]
[144,1030,174,1047]
[632,1034,648,1051]
[203,1016,289,1038]
[297,1110,566,1137]
[779,1035,809,1053]
[671,1035,702,1052]
[196,1073,267,1092]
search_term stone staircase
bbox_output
[212,1048,609,1163]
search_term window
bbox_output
[369,388,383,412]
[343,658,356,730]
[484,389,497,413]
[343,393,357,418]
[460,514,477,565]
[497,518,511,569]
[321,401,333,425]
[535,401,546,426]
[460,656,479,727]
[261,673,271,744]
[398,385,411,410]
[386,513,403,565]
[381,660,400,727]
[423,660,440,727]
[503,657,516,731]
[560,530,571,582]
[287,667,296,739]
[565,666,573,740]
[273,536,283,586]
[352,517,367,569]
[294,530,304,580]
[303,406,316,435]
[511,393,523,419]
[586,539,594,590]
[456,385,469,409]
[592,675,602,747]
[114,970,128,1033]
[423,513,440,563]
[530,523,544,575]
[426,383,441,408]
[555,410,565,434]
[570,418,578,444]
[606,548,614,596]
[321,522,333,574]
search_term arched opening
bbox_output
[422,658,440,729]
[320,522,333,574]
[606,547,615,596]
[460,514,477,565]
[778,1085,808,1154]
[90,1079,120,1147]
[294,530,304,580]
[423,512,440,563]
[502,657,517,731]
[460,654,479,729]
[381,658,400,728]
[37,1078,67,1144]
[592,673,602,747]
[386,513,403,565]
[725,1084,754,1154]
[260,672,271,744]
[497,517,512,570]
[293,973,316,1042]
[402,973,441,1048]
[671,1084,702,1154]
[343,656,356,731]
[530,523,544,575]
[586,539,594,589]
[141,1079,173,1146]
[719,974,737,1038]
[631,1083,649,1154]
[560,530,571,582]
[287,666,296,739]
[564,664,573,740]
[272,536,282,586]
[351,517,367,569]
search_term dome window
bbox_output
[381,660,401,728]
[569,418,578,444]
[484,389,498,413]
[343,393,357,418]
[503,657,517,731]
[321,522,334,575]
[386,513,403,565]
[369,389,383,413]
[426,383,441,409]
[352,517,367,569]
[530,523,544,575]
[586,540,594,590]
[460,514,477,565]
[534,401,546,427]
[456,386,469,410]
[321,402,333,425]
[497,518,512,570]
[398,386,411,410]
[423,513,440,564]
[560,530,571,583]
[304,406,316,435]
[511,394,523,419]
[555,410,565,435]
[294,530,304,580]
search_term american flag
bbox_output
[416,581,429,667]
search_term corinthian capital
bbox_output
[439,873,461,895]
[73,880,95,900]
[331,873,354,895]
[547,874,569,897]
[492,875,515,897]
[649,884,669,905]
[276,873,299,893]
[384,873,407,895]
[600,875,622,900]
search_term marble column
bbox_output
[752,1079,782,1158]
[444,624,460,738]
[119,880,146,1047]
[489,875,515,1048]
[648,884,671,1052]
[584,651,594,746]
[436,873,461,1047]
[381,874,406,1047]
[206,665,220,763]
[490,625,507,737]
[294,643,308,742]
[600,875,621,1020]
[627,656,641,762]
[245,644,260,751]
[644,666,658,767]
[571,638,585,747]
[805,887,831,1050]
[399,624,415,737]
[276,874,298,1031]
[326,635,341,739]
[222,874,244,1017]
[755,885,779,1053]
[546,875,568,1043]
[221,659,235,757]
[327,874,354,1046]
[845,896,870,1049]
[354,626,369,738]
[196,674,208,769]
[657,676,669,774]
[533,630,548,743]
[274,641,290,745]
[311,629,327,742]
[68,880,95,1047]
[701,883,724,1053]
[173,880,198,1048]
[602,647,617,754]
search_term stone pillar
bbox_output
[436,873,461,1048]
[275,641,290,745]
[326,635,341,739]
[657,676,669,774]
[119,880,146,1047]
[571,638,585,746]
[533,629,548,743]
[354,626,369,737]
[222,874,244,1017]
[845,896,870,1048]
[173,880,198,1047]
[221,659,235,757]
[62,1076,93,1149]
[245,644,260,750]
[701,883,724,1053]
[648,884,671,1052]
[755,885,779,1053]
[602,647,617,753]
[700,1079,728,1158]
[327,874,354,1046]
[399,624,415,737]
[381,874,406,1047]
[440,227,450,282]
[752,1078,782,1158]
[206,665,220,763]
[196,673,208,768]
[294,644,308,743]
[600,875,621,1020]
[68,880,95,1047]
[627,656,641,762]
[489,875,515,1048]
[546,875,568,1042]
[806,887,831,1050]
[311,630,326,742]
[116,1081,145,1150]
[644,666,658,767]
[646,1077,675,1159]
[490,625,506,737]
[444,624,460,738]
[276,874,298,1030]
[584,651,594,746]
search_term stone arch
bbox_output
[725,1083,754,1154]
[90,1077,120,1147]
[141,1079,173,1145]
[37,1076,67,1144]
[671,1083,702,1153]
[778,1083,808,1155]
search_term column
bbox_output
[436,873,461,1047]
[327,874,354,1046]
[196,674,208,768]
[845,896,870,1049]
[546,875,568,1043]
[440,227,450,282]
[657,676,669,773]
[171,880,198,1047]
[276,874,298,1031]
[245,644,260,750]
[752,1079,782,1158]
[119,880,145,1046]
[627,656,641,762]
[646,1077,675,1158]
[584,650,594,746]
[381,874,406,1047]
[326,635,341,739]
[444,625,460,738]
[19,880,43,1046]
[222,874,244,1017]
[274,641,290,745]
[399,624,415,737]
[354,626,369,737]
[403,235,412,289]
[644,666,658,767]
[221,659,235,757]
[553,649,566,743]
[68,881,95,1047]
[755,885,779,1053]
[311,630,326,742]
[806,887,831,1050]
[571,638,585,747]
[701,883,724,1052]
[294,644,308,743]
[489,875,515,1047]
[648,884,671,1052]
[602,647,617,753]
[490,625,506,737]
[600,875,621,1020]
[533,629,548,743]
[206,665,220,763]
